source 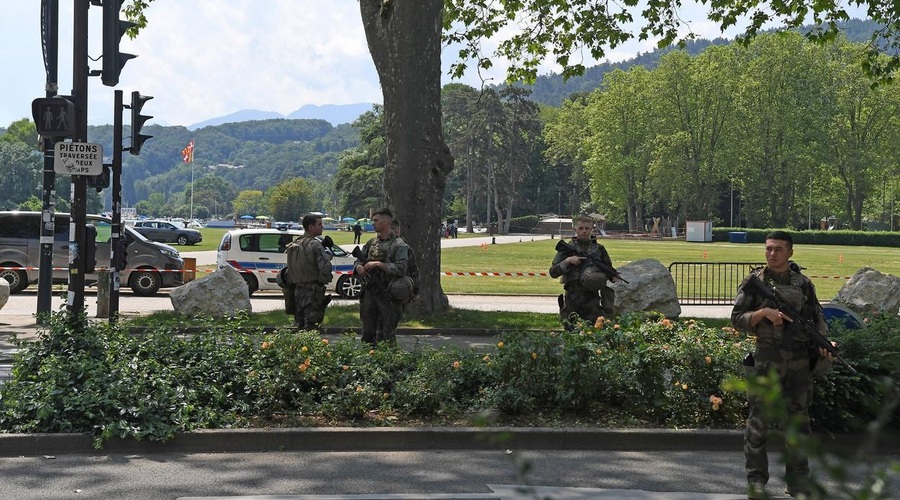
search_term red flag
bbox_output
[182,140,194,163]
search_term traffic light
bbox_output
[101,0,137,87]
[87,164,111,191]
[84,225,97,274]
[113,239,128,271]
[129,91,153,155]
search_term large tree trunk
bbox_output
[360,0,452,314]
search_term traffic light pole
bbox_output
[37,0,59,321]
[68,0,90,321]
[109,90,124,322]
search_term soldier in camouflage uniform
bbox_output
[549,215,618,329]
[354,208,408,345]
[285,214,333,330]
[731,230,833,499]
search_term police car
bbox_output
[215,228,361,298]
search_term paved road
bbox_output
[0,448,872,500]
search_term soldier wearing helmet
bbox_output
[549,215,618,329]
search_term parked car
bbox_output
[216,228,361,298]
[132,220,203,246]
[0,211,185,296]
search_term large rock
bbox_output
[170,266,251,318]
[0,279,9,310]
[831,267,900,315]
[610,258,682,318]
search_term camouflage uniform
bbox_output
[355,233,408,345]
[285,234,333,330]
[549,237,616,329]
[731,266,829,493]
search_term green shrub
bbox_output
[1,310,896,447]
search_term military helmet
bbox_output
[388,276,415,301]
[580,266,608,291]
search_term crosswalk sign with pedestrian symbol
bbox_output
[32,97,76,137]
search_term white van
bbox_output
[0,211,185,296]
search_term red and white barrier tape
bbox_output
[0,266,855,279]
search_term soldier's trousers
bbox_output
[561,285,615,329]
[359,288,403,345]
[293,283,328,330]
[745,338,813,487]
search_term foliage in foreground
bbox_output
[0,311,896,451]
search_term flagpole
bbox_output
[184,139,194,223]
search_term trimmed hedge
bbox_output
[712,227,900,247]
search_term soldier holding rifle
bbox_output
[731,230,836,499]
[549,215,620,329]
[352,208,409,345]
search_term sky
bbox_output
[0,1,862,129]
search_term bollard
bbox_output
[183,257,197,282]
[96,268,110,318]
[492,236,496,245]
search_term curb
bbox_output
[0,427,897,457]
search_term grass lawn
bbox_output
[185,227,899,300]
[136,303,732,330]
[438,238,899,300]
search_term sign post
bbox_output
[53,142,103,176]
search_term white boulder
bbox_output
[170,266,251,318]
[831,267,900,315]
[0,279,9,310]
[610,258,682,318]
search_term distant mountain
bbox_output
[287,103,374,125]
[188,109,285,130]
[187,103,374,131]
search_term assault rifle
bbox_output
[351,246,371,283]
[743,274,857,374]
[555,239,628,284]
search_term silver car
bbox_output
[0,211,185,296]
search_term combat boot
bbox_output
[746,480,767,499]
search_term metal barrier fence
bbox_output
[668,262,765,305]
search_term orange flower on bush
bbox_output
[321,339,329,345]
[261,341,272,349]
[452,361,461,369]
[705,356,712,365]
[531,352,538,360]
[594,316,607,328]
[342,365,350,371]
[660,318,673,329]
[613,324,620,329]
[298,364,308,372]
[301,346,309,353]
[681,383,688,390]
[595,348,602,355]
[369,349,376,355]
[482,355,490,362]
[709,395,723,411]
[497,341,504,348]
[356,385,363,392]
